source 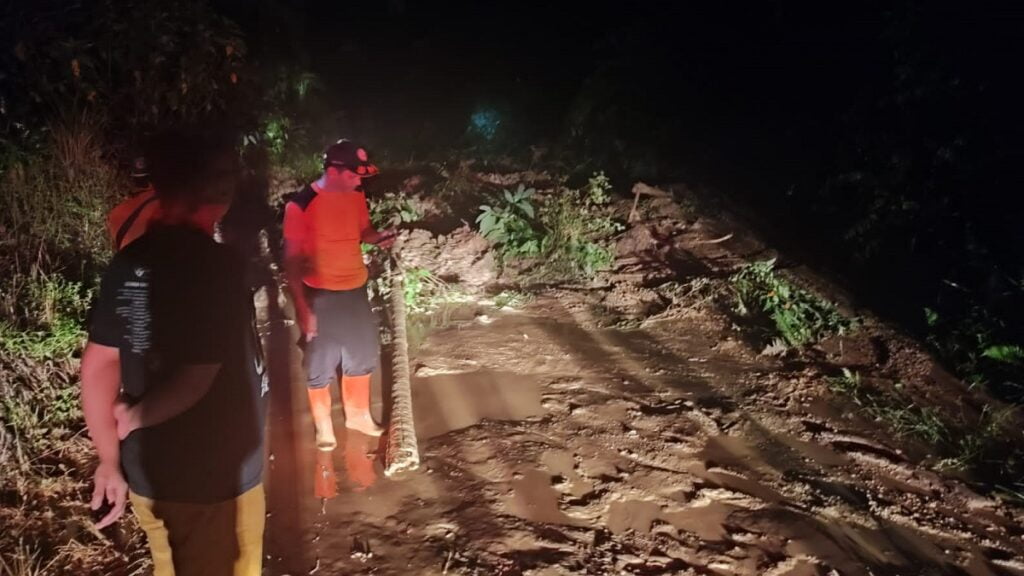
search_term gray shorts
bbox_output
[303,284,380,388]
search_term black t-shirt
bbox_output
[89,225,267,503]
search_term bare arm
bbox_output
[115,364,220,439]
[284,238,316,339]
[81,343,122,470]
[284,238,310,319]
[80,341,127,528]
[360,226,396,246]
[283,202,316,339]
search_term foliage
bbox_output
[0,369,83,460]
[982,345,1024,366]
[1,0,247,139]
[241,67,326,179]
[492,290,532,309]
[924,305,1024,397]
[0,255,93,361]
[0,319,85,363]
[399,267,472,315]
[475,175,623,280]
[827,369,1022,484]
[370,191,422,229]
[585,171,613,205]
[538,175,622,278]
[1,119,121,257]
[476,185,544,258]
[731,260,854,348]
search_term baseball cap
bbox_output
[323,139,379,177]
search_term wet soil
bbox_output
[260,291,1024,576]
[248,179,1024,576]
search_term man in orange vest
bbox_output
[107,156,160,251]
[283,140,395,449]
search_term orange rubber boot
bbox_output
[313,449,338,499]
[341,374,384,436]
[307,387,337,451]
[344,432,378,492]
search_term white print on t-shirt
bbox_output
[115,269,151,355]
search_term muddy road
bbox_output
[258,284,1024,575]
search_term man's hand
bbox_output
[376,229,398,250]
[112,401,138,440]
[91,461,128,529]
[298,307,318,342]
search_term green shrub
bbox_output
[1,118,121,264]
[924,305,1024,395]
[475,174,623,280]
[0,120,108,360]
[370,191,422,229]
[477,185,545,258]
[538,177,622,278]
[0,272,92,360]
[732,259,853,348]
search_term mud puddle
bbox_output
[413,370,543,438]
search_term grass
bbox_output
[827,368,1022,488]
[1,119,120,258]
[731,259,854,348]
[0,542,53,576]
[0,118,141,573]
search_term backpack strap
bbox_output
[288,184,318,211]
[115,194,159,250]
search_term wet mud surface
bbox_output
[260,293,1024,576]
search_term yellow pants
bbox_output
[129,484,265,576]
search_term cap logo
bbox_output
[356,148,368,162]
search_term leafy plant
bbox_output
[732,259,854,348]
[475,176,624,280]
[867,402,948,446]
[827,368,863,397]
[1,120,121,258]
[477,185,544,258]
[393,267,471,316]
[370,191,422,229]
[538,176,623,278]
[981,345,1024,366]
[586,171,613,205]
[923,305,1024,395]
[939,405,1018,471]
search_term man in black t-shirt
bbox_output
[80,134,267,576]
